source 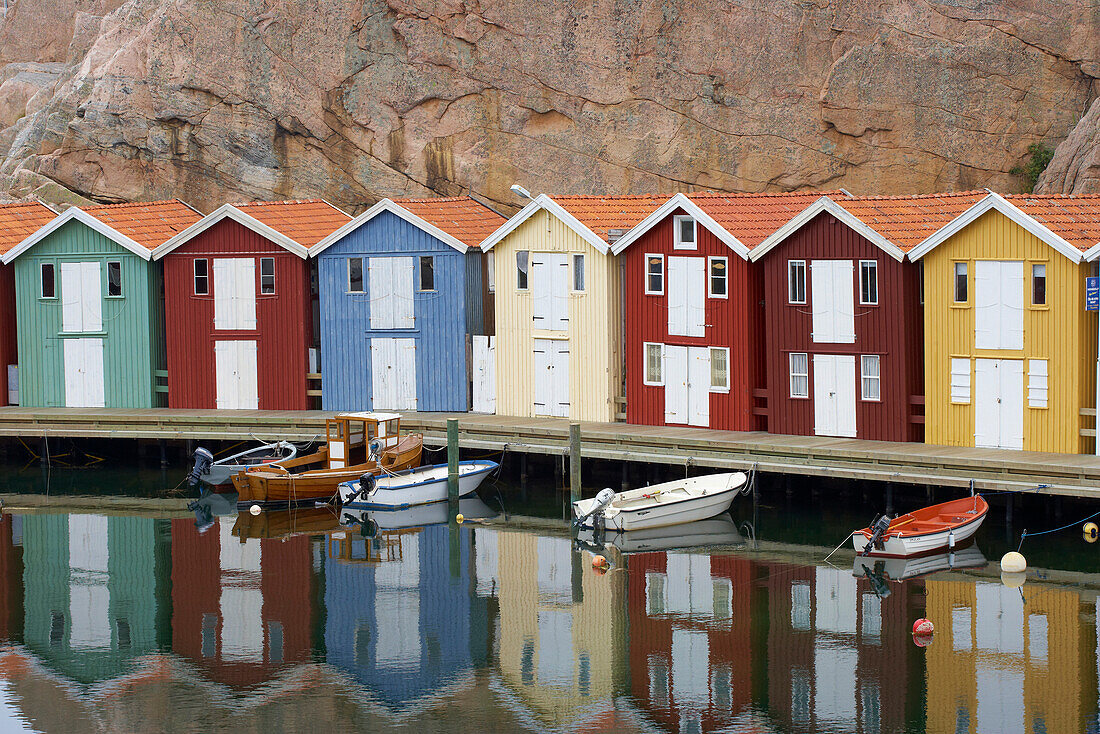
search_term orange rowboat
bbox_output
[852,495,989,558]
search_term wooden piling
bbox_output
[569,423,581,502]
[447,418,459,501]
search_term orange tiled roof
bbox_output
[393,197,507,249]
[686,191,846,249]
[549,194,669,241]
[837,191,989,251]
[232,199,352,247]
[0,201,57,255]
[1002,193,1100,252]
[84,200,203,250]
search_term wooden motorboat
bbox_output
[232,505,342,539]
[851,495,989,558]
[232,412,422,508]
[188,441,297,488]
[337,460,498,509]
[572,472,749,531]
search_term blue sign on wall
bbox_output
[1088,277,1100,312]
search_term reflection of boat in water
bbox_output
[232,413,423,509]
[853,495,989,558]
[572,472,749,531]
[187,441,297,489]
[339,496,497,533]
[186,492,238,533]
[854,545,987,597]
[575,514,745,554]
[337,460,498,509]
[231,505,342,539]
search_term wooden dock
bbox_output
[0,407,1098,498]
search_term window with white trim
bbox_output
[645,254,664,295]
[40,263,55,299]
[861,355,880,401]
[486,251,495,292]
[643,343,663,385]
[710,347,729,391]
[259,257,275,294]
[954,262,968,303]
[193,258,208,295]
[106,261,122,297]
[950,358,970,403]
[788,260,806,304]
[859,260,878,305]
[573,254,585,292]
[673,215,696,250]
[348,257,364,293]
[516,250,529,290]
[708,256,728,298]
[1028,359,1048,408]
[418,255,435,292]
[789,353,808,398]
[1031,263,1046,305]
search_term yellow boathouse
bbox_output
[908,193,1100,454]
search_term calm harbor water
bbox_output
[0,462,1098,733]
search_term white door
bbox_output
[667,257,706,337]
[368,257,415,330]
[213,258,257,331]
[214,340,258,409]
[371,337,417,410]
[533,339,568,416]
[975,261,1024,350]
[531,254,569,330]
[813,354,857,437]
[472,335,496,413]
[663,346,710,427]
[64,338,104,408]
[811,261,855,344]
[61,262,102,333]
[974,358,1024,449]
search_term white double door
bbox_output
[61,261,105,408]
[213,258,257,330]
[533,339,569,417]
[974,358,1024,450]
[664,346,710,427]
[667,257,706,337]
[215,340,258,409]
[531,253,569,330]
[371,337,417,410]
[813,354,857,438]
[63,338,104,408]
[811,260,855,343]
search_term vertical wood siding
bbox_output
[923,209,1095,453]
[162,218,311,410]
[0,266,16,405]
[762,212,923,441]
[492,210,623,422]
[463,249,487,336]
[622,210,766,430]
[317,210,470,412]
[13,220,160,408]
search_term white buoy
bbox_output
[1001,571,1027,588]
[249,504,262,516]
[1000,551,1026,573]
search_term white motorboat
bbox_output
[851,495,989,558]
[853,544,987,583]
[340,496,497,533]
[572,472,749,532]
[187,441,297,488]
[337,460,499,509]
[575,514,745,553]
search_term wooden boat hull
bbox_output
[852,495,989,558]
[232,506,342,539]
[572,472,748,531]
[338,460,497,509]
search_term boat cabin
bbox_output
[325,411,404,470]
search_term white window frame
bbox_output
[516,250,529,291]
[1028,359,1048,408]
[673,215,697,250]
[418,255,435,292]
[259,256,275,295]
[645,253,665,296]
[950,357,970,404]
[709,346,730,392]
[708,256,728,299]
[40,262,56,299]
[572,253,585,293]
[788,260,807,304]
[860,354,881,402]
[953,262,968,303]
[643,342,664,386]
[106,260,122,298]
[1031,262,1046,306]
[347,257,364,293]
[486,251,495,292]
[859,260,878,305]
[193,258,208,296]
[789,352,809,399]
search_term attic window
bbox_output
[419,256,435,291]
[517,250,529,290]
[41,263,55,299]
[348,257,364,293]
[107,261,122,297]
[260,257,275,294]
[193,259,209,295]
[674,215,696,250]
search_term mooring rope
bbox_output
[1018,508,1100,548]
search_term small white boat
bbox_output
[852,544,987,583]
[576,514,744,553]
[852,495,989,558]
[340,496,497,533]
[337,460,499,509]
[572,472,749,532]
[188,442,297,488]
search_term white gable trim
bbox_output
[2,207,152,264]
[909,192,1084,263]
[610,193,750,259]
[152,204,312,260]
[308,198,470,257]
[479,194,610,254]
[749,196,905,262]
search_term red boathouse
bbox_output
[611,192,827,430]
[155,200,350,410]
[750,193,983,440]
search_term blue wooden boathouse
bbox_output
[310,197,503,412]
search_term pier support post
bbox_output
[158,439,168,468]
[39,437,47,466]
[885,482,894,516]
[620,461,630,490]
[569,423,581,502]
[447,419,459,501]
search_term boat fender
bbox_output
[187,447,214,488]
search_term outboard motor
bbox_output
[861,514,893,556]
[341,473,377,505]
[861,561,892,599]
[573,487,617,528]
[187,447,214,489]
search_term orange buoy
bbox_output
[591,556,610,574]
[912,618,934,636]
[913,631,934,647]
